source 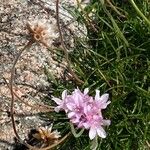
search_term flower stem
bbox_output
[9,40,33,140]
[56,0,84,84]
[70,123,85,138]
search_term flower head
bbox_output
[32,125,61,145]
[53,88,111,140]
[26,19,58,47]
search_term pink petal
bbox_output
[93,115,100,120]
[96,126,106,138]
[52,97,62,105]
[66,103,75,111]
[71,117,80,123]
[54,106,61,112]
[89,97,94,103]
[62,90,67,99]
[84,105,91,115]
[83,106,88,114]
[100,101,111,109]
[68,112,76,118]
[100,93,109,102]
[74,89,79,94]
[75,95,80,106]
[95,90,100,101]
[83,123,90,129]
[84,88,89,95]
[89,127,97,140]
[99,94,110,109]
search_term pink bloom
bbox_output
[53,88,111,140]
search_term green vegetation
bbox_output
[46,0,150,149]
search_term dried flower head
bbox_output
[32,125,61,145]
[53,88,111,140]
[26,19,58,47]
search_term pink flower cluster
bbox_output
[52,88,111,140]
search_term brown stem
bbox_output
[9,40,33,140]
[56,0,84,84]
[9,38,61,150]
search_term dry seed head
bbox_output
[27,19,58,47]
[33,125,61,144]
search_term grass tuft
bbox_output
[45,0,150,149]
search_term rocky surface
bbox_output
[0,0,87,149]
